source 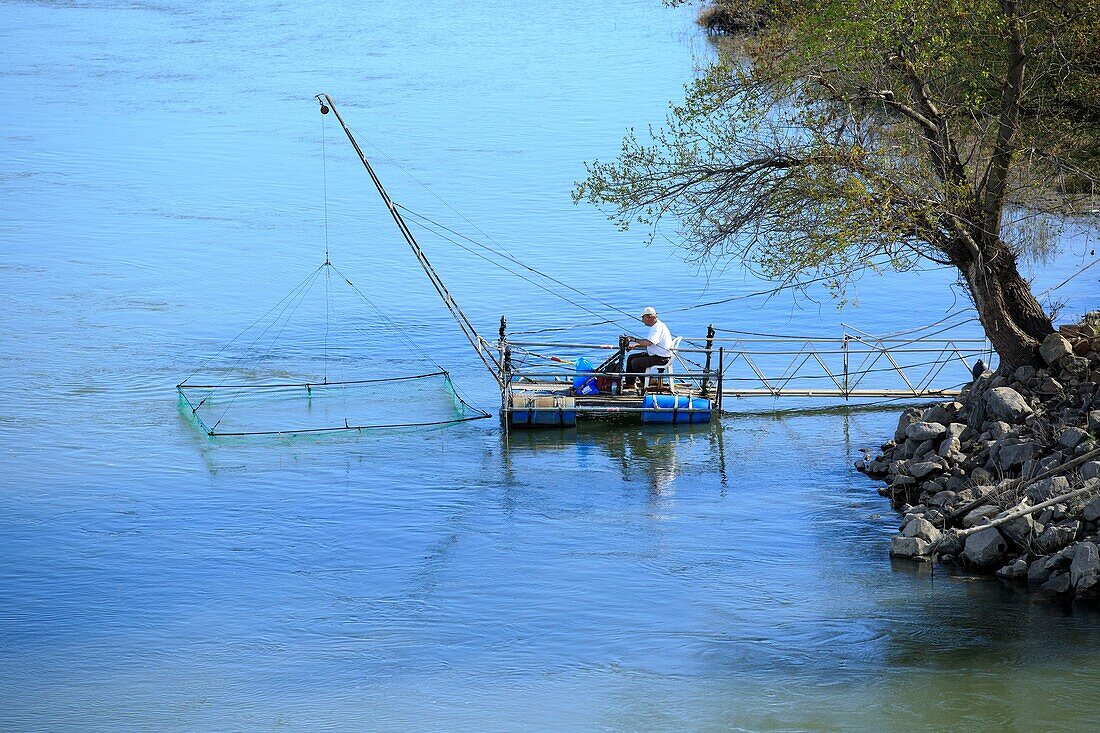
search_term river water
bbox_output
[2,1,1099,731]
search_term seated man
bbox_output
[622,307,673,393]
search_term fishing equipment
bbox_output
[175,98,491,437]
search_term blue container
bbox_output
[510,395,577,428]
[641,394,712,424]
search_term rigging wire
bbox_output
[401,212,633,331]
[350,125,643,327]
[179,264,326,387]
[321,95,500,383]
[207,266,325,431]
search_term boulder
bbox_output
[1060,356,1090,379]
[1013,365,1037,383]
[1037,376,1064,395]
[1084,497,1100,523]
[922,402,962,426]
[909,461,943,480]
[913,439,935,459]
[890,535,932,558]
[906,421,947,441]
[1089,410,1100,433]
[996,507,1035,546]
[1025,476,1071,504]
[1040,572,1073,594]
[1039,332,1074,365]
[962,505,1000,528]
[926,489,956,507]
[1028,556,1057,585]
[1070,542,1100,591]
[971,467,995,486]
[1034,521,1080,555]
[936,529,965,555]
[985,387,1033,423]
[985,421,1012,438]
[1082,461,1100,482]
[963,527,1008,567]
[995,440,1042,472]
[894,407,924,442]
[996,557,1029,580]
[888,475,916,490]
[1058,427,1089,451]
[903,517,942,544]
[938,423,967,459]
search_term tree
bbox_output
[575,0,1100,370]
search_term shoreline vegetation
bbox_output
[672,1,1100,604]
[696,2,773,35]
[858,312,1100,604]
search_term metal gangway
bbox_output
[501,324,992,413]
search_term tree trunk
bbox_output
[958,238,1054,372]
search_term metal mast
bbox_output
[316,93,502,386]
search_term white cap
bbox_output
[640,307,657,317]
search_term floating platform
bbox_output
[506,382,712,428]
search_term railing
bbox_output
[707,334,992,405]
[496,318,993,411]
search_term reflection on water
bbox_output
[502,421,723,495]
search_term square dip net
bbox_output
[177,262,490,436]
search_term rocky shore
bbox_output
[858,313,1100,603]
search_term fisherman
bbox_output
[622,307,674,394]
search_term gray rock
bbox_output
[1025,476,1071,504]
[907,421,947,441]
[888,474,916,490]
[890,535,932,558]
[985,421,1013,439]
[913,439,935,459]
[903,517,942,544]
[923,402,961,426]
[1087,409,1100,433]
[909,461,943,480]
[985,387,1034,423]
[1013,365,1037,383]
[961,505,999,528]
[894,407,924,442]
[971,467,995,486]
[1038,376,1065,395]
[997,506,1035,546]
[1040,572,1073,594]
[996,440,1042,472]
[926,489,956,507]
[1028,556,1056,585]
[1058,427,1090,451]
[1081,461,1100,482]
[1060,356,1090,379]
[1035,521,1080,555]
[996,557,1029,580]
[938,423,967,459]
[937,530,965,555]
[1040,332,1074,365]
[963,527,1008,567]
[1084,497,1100,523]
[1070,542,1100,591]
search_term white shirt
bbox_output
[646,319,674,358]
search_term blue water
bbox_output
[2,1,1099,731]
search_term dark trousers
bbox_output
[624,353,670,388]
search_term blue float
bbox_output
[641,394,712,424]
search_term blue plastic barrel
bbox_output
[510,395,577,428]
[641,394,712,424]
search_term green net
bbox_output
[177,263,490,436]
